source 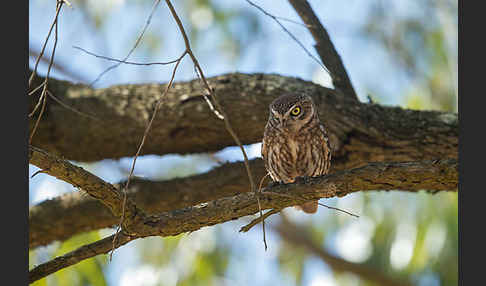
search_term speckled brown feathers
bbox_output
[262,93,331,213]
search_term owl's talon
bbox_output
[295,176,310,184]
[267,181,282,188]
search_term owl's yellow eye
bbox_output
[290,106,301,116]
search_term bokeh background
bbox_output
[29,0,458,285]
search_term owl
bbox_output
[261,93,331,213]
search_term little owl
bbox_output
[261,93,331,213]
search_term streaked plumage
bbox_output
[261,93,331,213]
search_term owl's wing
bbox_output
[319,124,331,151]
[320,124,332,173]
[261,136,267,161]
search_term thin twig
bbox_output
[28,1,64,87]
[274,16,314,28]
[254,173,270,249]
[110,51,187,260]
[261,191,359,218]
[29,86,48,144]
[242,0,315,28]
[318,202,359,218]
[165,0,260,247]
[46,90,100,121]
[31,169,49,178]
[29,0,64,144]
[73,46,183,66]
[28,83,46,97]
[165,0,257,197]
[239,194,358,233]
[193,69,224,120]
[245,0,330,76]
[239,208,281,233]
[28,83,46,117]
[89,0,161,86]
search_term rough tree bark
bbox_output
[28,70,458,170]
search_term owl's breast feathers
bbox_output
[262,123,331,183]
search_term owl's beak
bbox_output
[279,117,289,129]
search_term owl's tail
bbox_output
[296,200,318,214]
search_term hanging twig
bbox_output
[164,0,260,247]
[29,0,65,87]
[29,0,64,144]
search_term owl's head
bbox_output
[268,93,318,132]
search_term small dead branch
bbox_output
[318,202,359,218]
[28,1,64,87]
[239,208,281,233]
[29,0,64,144]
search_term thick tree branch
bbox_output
[29,152,457,248]
[29,158,457,282]
[276,216,412,286]
[28,70,457,169]
[287,0,358,100]
[29,145,135,219]
[30,157,457,248]
[29,145,151,237]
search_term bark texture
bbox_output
[29,70,458,171]
[140,159,457,238]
